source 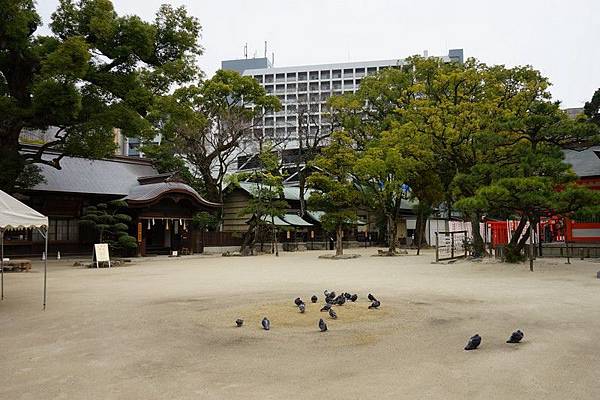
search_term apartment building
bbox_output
[222,49,464,157]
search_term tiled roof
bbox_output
[564,146,600,178]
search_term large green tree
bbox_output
[0,0,201,191]
[148,69,280,203]
[307,131,361,256]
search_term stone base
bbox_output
[318,254,361,260]
[375,249,409,257]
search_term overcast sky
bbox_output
[37,0,599,108]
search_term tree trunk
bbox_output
[199,168,221,203]
[388,215,398,254]
[470,213,485,258]
[0,125,24,193]
[504,216,528,262]
[415,207,430,255]
[240,223,256,255]
[335,225,343,256]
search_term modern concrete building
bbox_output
[222,49,464,156]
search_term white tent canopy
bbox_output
[0,190,48,229]
[0,190,49,309]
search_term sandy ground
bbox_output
[1,249,599,400]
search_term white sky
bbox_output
[37,0,600,108]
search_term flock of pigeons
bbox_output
[234,290,525,351]
[235,290,381,333]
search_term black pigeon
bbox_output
[299,303,306,313]
[311,295,318,303]
[294,297,303,306]
[324,290,330,298]
[320,304,331,312]
[235,319,244,327]
[344,292,352,299]
[350,294,358,302]
[464,334,481,350]
[326,296,335,305]
[319,318,328,332]
[368,300,381,309]
[337,296,346,306]
[329,308,338,319]
[506,330,524,343]
[327,291,336,300]
[368,293,377,302]
[262,317,270,331]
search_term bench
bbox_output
[2,259,32,272]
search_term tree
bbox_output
[232,146,288,256]
[79,199,137,253]
[0,0,202,192]
[151,70,280,203]
[584,88,600,126]
[307,131,361,256]
[354,129,418,253]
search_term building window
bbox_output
[287,94,297,103]
[297,72,307,81]
[343,68,354,78]
[253,75,263,83]
[276,73,285,82]
[286,72,296,81]
[355,68,365,77]
[36,218,79,242]
[276,84,285,94]
[265,85,274,94]
[265,74,274,83]
[320,70,330,80]
[309,82,319,92]
[309,71,319,80]
[367,67,377,75]
[320,82,330,91]
[332,69,341,79]
[332,80,342,90]
[286,83,296,91]
[343,79,354,90]
[297,82,307,92]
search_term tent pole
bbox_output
[1,228,4,301]
[43,227,48,310]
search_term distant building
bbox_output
[222,49,464,170]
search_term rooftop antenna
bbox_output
[264,41,267,58]
[272,51,274,66]
[244,43,248,59]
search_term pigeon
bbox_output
[464,334,481,350]
[324,290,330,298]
[326,296,336,305]
[262,317,270,331]
[368,300,381,309]
[344,292,352,299]
[368,293,377,302]
[337,296,346,306]
[329,308,338,319]
[319,318,328,332]
[326,291,336,300]
[294,297,303,306]
[506,330,524,343]
[320,304,332,312]
[311,295,318,303]
[235,319,244,327]
[299,303,306,313]
[350,294,358,302]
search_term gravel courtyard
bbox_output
[1,249,599,400]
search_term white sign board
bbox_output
[93,243,111,268]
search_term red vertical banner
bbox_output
[137,222,142,243]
